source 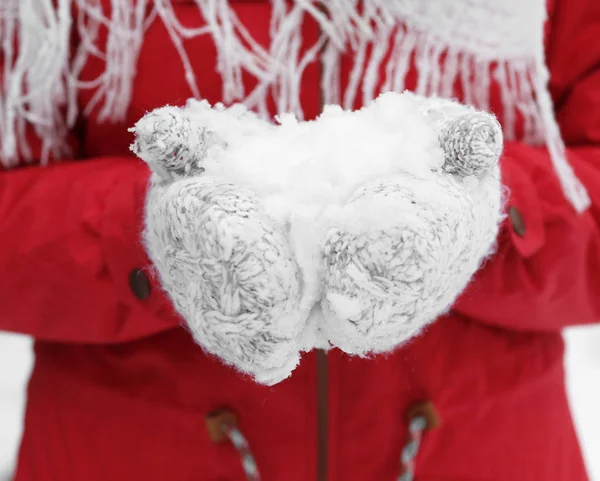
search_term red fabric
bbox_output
[0,0,598,480]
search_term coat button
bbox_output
[129,268,151,300]
[508,206,526,237]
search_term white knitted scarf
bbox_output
[0,0,590,211]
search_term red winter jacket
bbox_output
[1,1,600,480]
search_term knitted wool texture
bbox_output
[132,92,503,384]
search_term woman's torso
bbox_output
[14,1,588,480]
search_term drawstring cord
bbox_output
[398,415,428,481]
[398,401,440,481]
[223,423,261,481]
[206,409,262,481]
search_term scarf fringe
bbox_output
[0,0,73,167]
[0,0,590,211]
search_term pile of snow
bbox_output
[183,92,444,227]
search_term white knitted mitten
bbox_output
[132,104,305,385]
[320,94,503,355]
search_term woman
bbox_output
[1,0,598,480]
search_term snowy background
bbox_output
[0,328,599,480]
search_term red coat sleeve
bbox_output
[454,0,600,331]
[0,157,180,343]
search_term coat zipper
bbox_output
[316,349,328,481]
[316,4,329,480]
